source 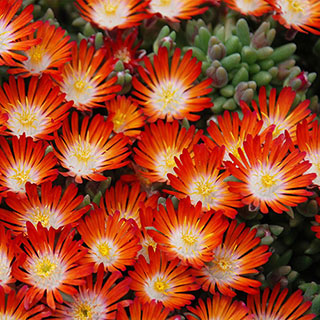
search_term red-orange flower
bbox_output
[226,132,316,214]
[0,76,72,139]
[54,112,130,183]
[129,247,199,310]
[247,283,315,320]
[192,220,271,297]
[134,120,202,183]
[167,144,242,218]
[0,0,41,66]
[149,198,229,268]
[7,21,73,78]
[57,39,121,111]
[0,182,90,233]
[0,111,8,134]
[75,0,150,30]
[224,0,272,16]
[132,47,213,122]
[13,223,94,311]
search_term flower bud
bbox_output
[234,81,256,104]
[207,36,226,60]
[206,61,228,88]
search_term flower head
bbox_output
[0,76,72,140]
[132,47,212,122]
[224,0,272,16]
[57,39,121,111]
[134,120,202,183]
[54,112,130,183]
[75,0,150,30]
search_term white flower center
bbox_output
[235,0,265,13]
[149,0,182,18]
[92,239,118,267]
[305,153,320,186]
[0,21,12,55]
[25,205,61,229]
[23,45,51,74]
[155,148,179,180]
[0,252,11,286]
[276,0,309,26]
[144,274,171,302]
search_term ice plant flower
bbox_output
[224,0,272,16]
[241,86,314,141]
[106,95,145,138]
[117,298,170,320]
[78,209,141,272]
[134,120,202,183]
[13,223,94,311]
[267,0,320,34]
[186,294,252,320]
[0,182,90,233]
[57,39,121,111]
[0,0,41,66]
[75,0,150,30]
[149,198,229,268]
[192,220,271,297]
[0,134,58,199]
[167,144,242,218]
[148,0,209,21]
[53,112,130,183]
[132,47,213,122]
[0,76,72,140]
[52,264,131,319]
[7,21,73,78]
[129,247,200,310]
[226,132,316,213]
[247,283,316,319]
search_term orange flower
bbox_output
[54,112,130,183]
[149,198,229,268]
[52,264,131,319]
[0,182,90,233]
[167,144,242,218]
[187,294,252,320]
[129,247,200,310]
[0,0,41,66]
[106,95,145,138]
[247,283,316,320]
[224,0,272,16]
[13,223,94,311]
[192,220,271,297]
[7,21,74,78]
[226,132,316,214]
[0,134,58,199]
[75,0,150,30]
[132,47,213,122]
[267,0,320,34]
[134,120,202,183]
[0,76,72,140]
[57,39,121,111]
[78,209,141,272]
[148,0,209,21]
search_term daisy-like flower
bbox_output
[129,247,200,310]
[226,132,316,214]
[0,134,58,199]
[75,0,150,30]
[224,0,272,16]
[134,120,202,183]
[13,223,94,311]
[54,112,130,183]
[192,220,271,297]
[132,47,213,122]
[0,286,50,319]
[148,0,209,21]
[0,0,41,66]
[187,294,252,320]
[203,110,267,162]
[78,209,141,272]
[241,86,314,141]
[7,21,74,78]
[0,182,90,233]
[247,283,315,319]
[117,298,170,320]
[52,264,131,319]
[149,198,229,268]
[57,39,121,111]
[106,95,145,138]
[267,0,320,34]
[167,144,242,218]
[0,76,72,139]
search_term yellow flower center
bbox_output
[75,303,93,320]
[216,257,232,272]
[103,2,119,15]
[112,113,126,132]
[11,167,34,189]
[261,173,278,188]
[159,84,179,111]
[287,0,303,12]
[182,233,198,246]
[36,257,57,278]
[29,206,50,228]
[154,278,170,293]
[29,46,44,64]
[115,48,130,64]
[160,0,171,4]
[98,242,111,258]
[146,238,157,250]
[194,180,216,197]
[72,138,94,165]
[73,79,92,94]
